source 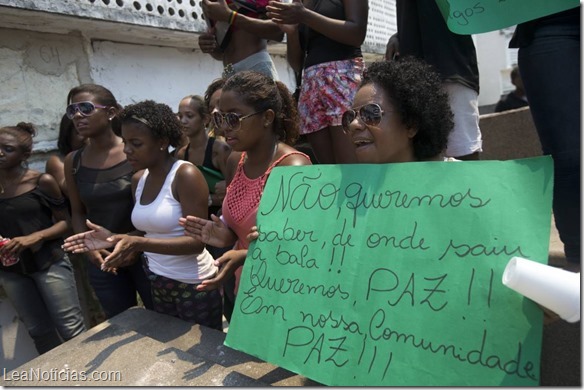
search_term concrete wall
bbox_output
[0,26,294,172]
[90,41,294,109]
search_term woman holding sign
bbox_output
[246,58,455,247]
[342,58,454,163]
[179,71,311,315]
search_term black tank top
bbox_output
[72,148,135,235]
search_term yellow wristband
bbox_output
[229,10,238,25]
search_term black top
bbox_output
[72,148,135,235]
[396,0,480,93]
[0,186,66,274]
[300,0,362,69]
[183,137,224,217]
[184,137,216,170]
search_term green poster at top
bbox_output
[225,157,553,386]
[435,0,579,35]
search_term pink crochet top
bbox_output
[222,150,309,292]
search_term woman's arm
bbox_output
[63,151,111,269]
[267,0,368,47]
[103,164,211,266]
[4,173,68,256]
[285,25,305,74]
[45,155,67,196]
[203,0,284,41]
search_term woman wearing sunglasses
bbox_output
[63,100,223,329]
[0,122,86,354]
[342,58,454,164]
[179,70,312,307]
[63,84,153,319]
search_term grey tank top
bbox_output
[72,148,135,234]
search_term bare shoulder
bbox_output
[213,138,231,156]
[37,172,62,198]
[276,145,312,167]
[45,154,64,174]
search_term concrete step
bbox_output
[0,307,318,387]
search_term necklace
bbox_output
[0,168,26,195]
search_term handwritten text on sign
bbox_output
[435,0,579,35]
[225,157,553,386]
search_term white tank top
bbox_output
[132,160,216,284]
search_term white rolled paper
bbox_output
[502,256,580,323]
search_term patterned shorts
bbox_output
[298,57,365,135]
[144,266,223,331]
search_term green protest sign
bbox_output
[225,157,553,386]
[435,0,579,35]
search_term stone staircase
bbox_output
[0,307,319,386]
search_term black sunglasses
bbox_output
[66,101,108,119]
[212,110,264,131]
[341,103,385,134]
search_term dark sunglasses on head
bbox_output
[212,110,264,131]
[66,101,108,119]
[341,103,385,134]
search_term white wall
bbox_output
[474,29,518,106]
[90,41,295,109]
[0,29,295,172]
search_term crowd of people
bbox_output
[0,1,579,385]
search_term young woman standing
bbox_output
[0,122,85,354]
[179,71,312,314]
[63,84,153,319]
[267,0,368,164]
[63,100,223,329]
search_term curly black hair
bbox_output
[223,71,300,145]
[118,100,183,148]
[362,57,454,160]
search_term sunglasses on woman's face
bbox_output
[66,101,108,119]
[341,103,386,135]
[212,110,264,131]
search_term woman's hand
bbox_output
[246,225,260,243]
[179,214,235,248]
[266,0,306,25]
[202,0,232,23]
[100,236,141,270]
[214,180,226,197]
[62,220,118,253]
[196,249,248,291]
[84,249,118,275]
[199,28,218,54]
[0,233,43,256]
